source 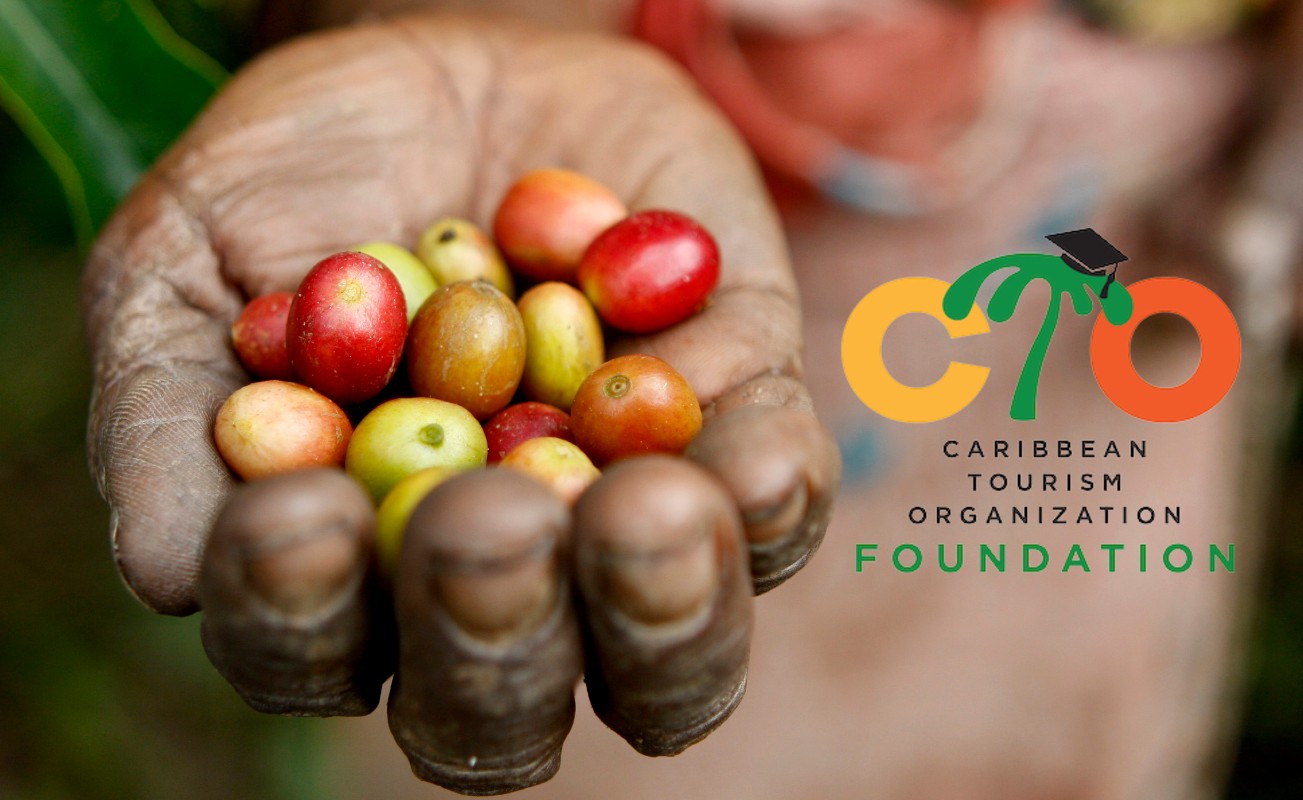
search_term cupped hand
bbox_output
[83,13,840,794]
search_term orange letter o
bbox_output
[1090,277,1240,422]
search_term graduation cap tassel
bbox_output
[1100,266,1116,299]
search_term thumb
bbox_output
[84,181,244,615]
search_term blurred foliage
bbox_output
[0,0,239,247]
[151,0,262,68]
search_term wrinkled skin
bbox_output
[82,13,840,795]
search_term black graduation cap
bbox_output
[1045,228,1128,299]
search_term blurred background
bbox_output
[0,1,1300,798]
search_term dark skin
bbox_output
[83,13,840,795]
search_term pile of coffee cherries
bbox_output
[213,169,720,570]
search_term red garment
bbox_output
[632,0,1035,212]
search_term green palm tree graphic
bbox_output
[942,253,1134,421]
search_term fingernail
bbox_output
[244,523,361,616]
[598,523,717,625]
[429,537,559,641]
[742,482,808,544]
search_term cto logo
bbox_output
[841,230,1241,423]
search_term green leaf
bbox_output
[0,0,226,247]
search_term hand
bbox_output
[83,13,840,794]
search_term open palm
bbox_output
[83,13,840,794]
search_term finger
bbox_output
[388,470,582,795]
[573,456,752,756]
[198,468,393,716]
[91,364,237,614]
[689,402,842,594]
[84,181,246,615]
